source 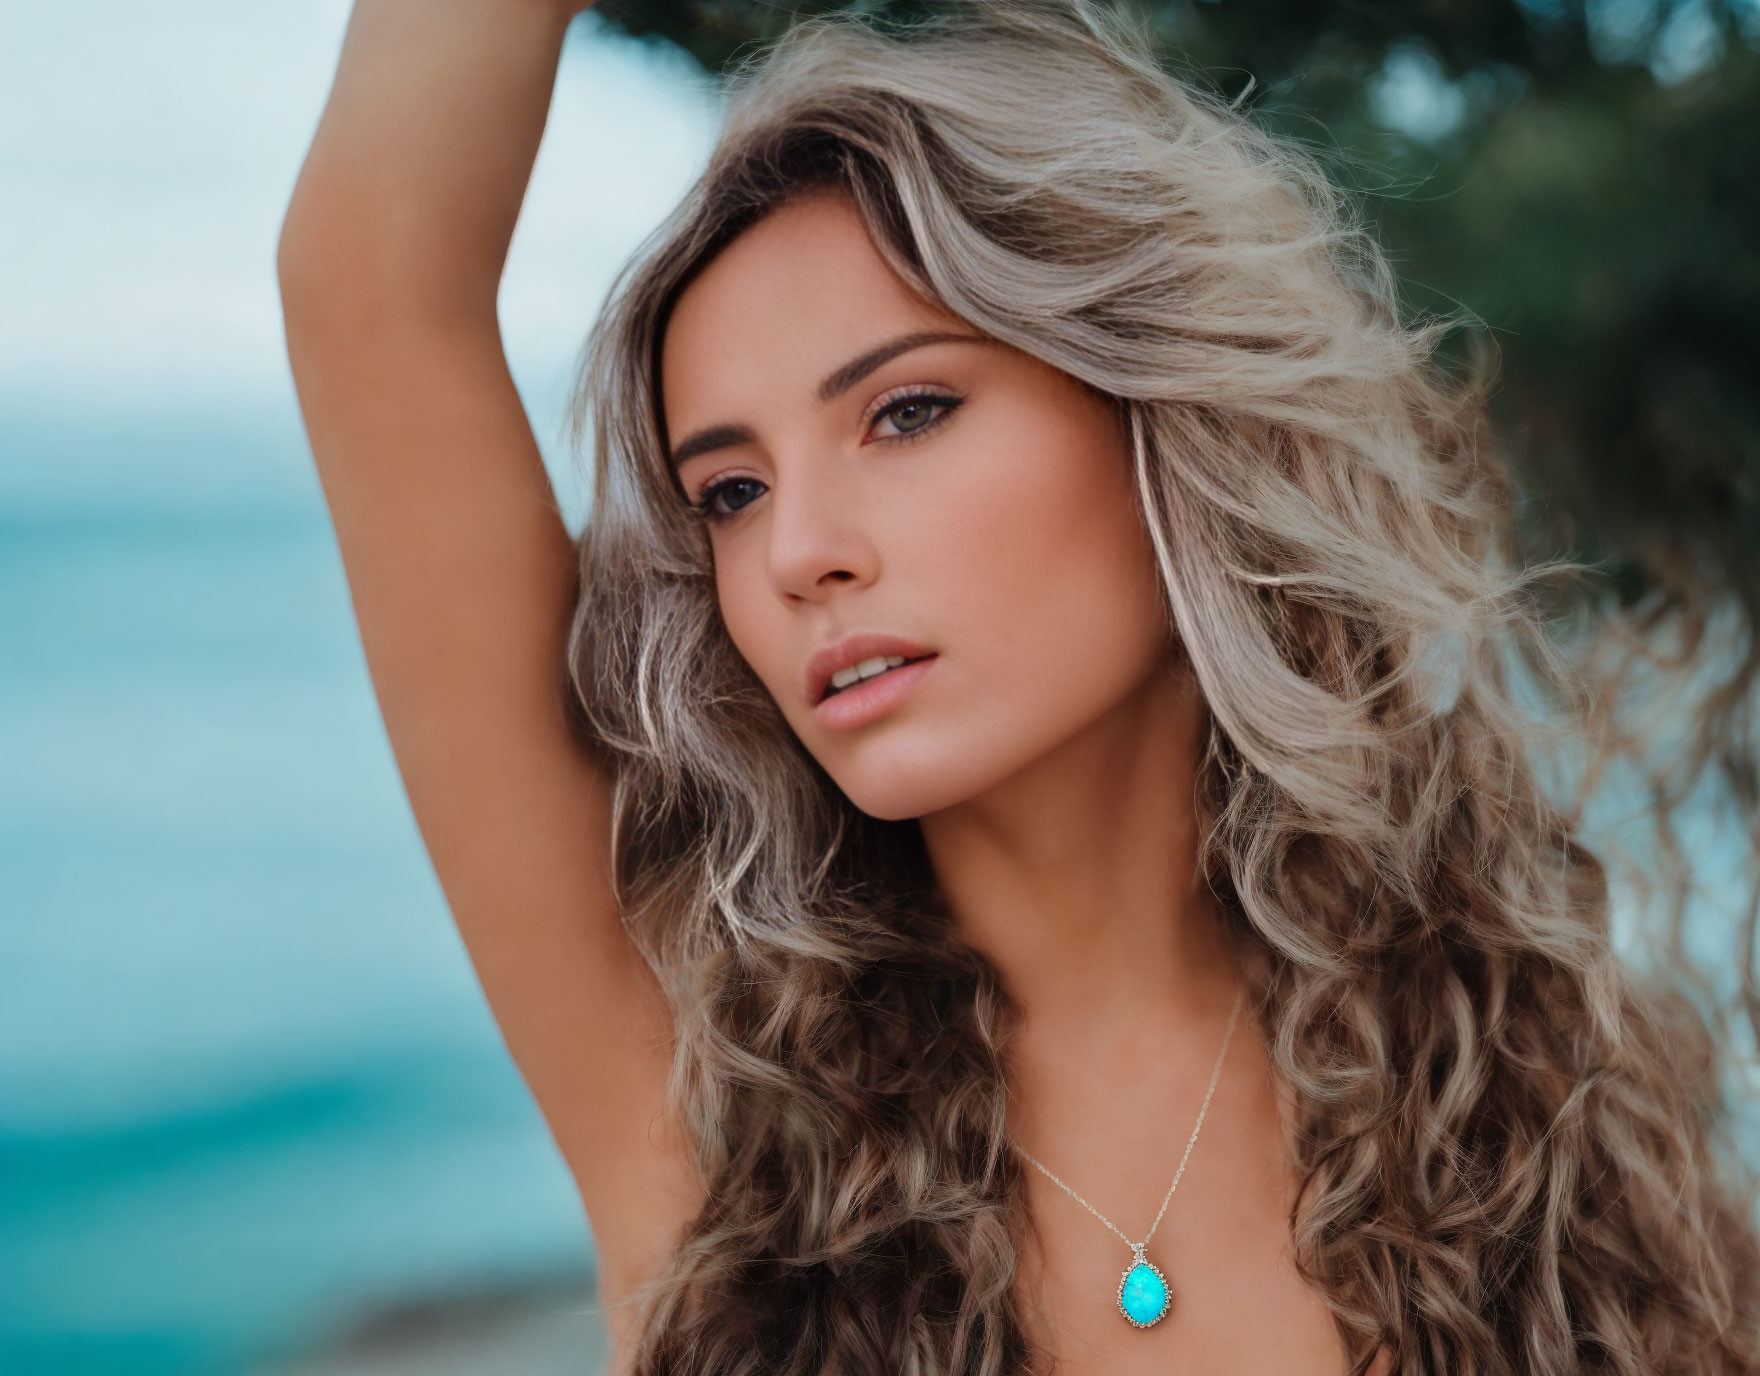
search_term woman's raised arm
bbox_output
[275,0,696,1316]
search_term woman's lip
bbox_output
[805,632,938,706]
[812,655,938,730]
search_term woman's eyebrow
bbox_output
[815,329,988,404]
[668,329,989,469]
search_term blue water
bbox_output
[0,403,594,1374]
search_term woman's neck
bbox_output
[918,659,1239,1052]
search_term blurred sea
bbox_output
[0,404,597,1376]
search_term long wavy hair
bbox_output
[561,1,1760,1371]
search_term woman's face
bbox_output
[659,190,1175,821]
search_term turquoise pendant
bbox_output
[1117,1244,1170,1328]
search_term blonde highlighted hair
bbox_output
[563,2,1760,1370]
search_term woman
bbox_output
[276,0,1760,1371]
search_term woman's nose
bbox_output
[763,455,880,604]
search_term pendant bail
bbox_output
[1130,1241,1147,1265]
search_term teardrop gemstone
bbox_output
[1118,1261,1170,1326]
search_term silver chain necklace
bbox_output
[1013,985,1246,1330]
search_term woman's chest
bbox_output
[1012,1201,1353,1375]
[1010,1070,1355,1374]
[600,1047,1381,1374]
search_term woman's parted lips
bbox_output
[804,631,937,706]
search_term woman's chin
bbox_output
[828,772,946,823]
[823,748,1016,824]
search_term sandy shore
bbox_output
[267,1283,608,1376]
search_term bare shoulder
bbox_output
[590,1072,703,1367]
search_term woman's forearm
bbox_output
[279,0,585,324]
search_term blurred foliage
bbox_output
[594,0,1759,623]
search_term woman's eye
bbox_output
[870,391,963,443]
[692,476,766,521]
[688,391,963,523]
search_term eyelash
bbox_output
[688,389,965,523]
